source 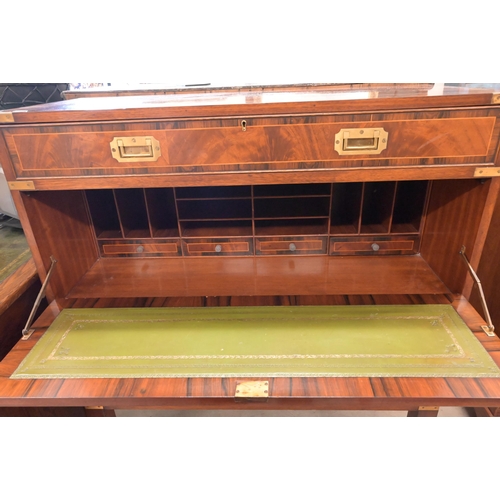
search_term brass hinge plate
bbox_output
[418,406,439,411]
[474,167,500,178]
[492,94,500,105]
[481,325,496,337]
[8,180,35,190]
[235,381,269,399]
[21,329,35,341]
[85,406,104,410]
[0,111,14,123]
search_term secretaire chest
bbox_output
[1,84,500,415]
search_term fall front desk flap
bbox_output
[11,305,500,379]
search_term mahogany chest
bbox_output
[1,84,500,416]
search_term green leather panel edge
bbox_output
[11,305,500,378]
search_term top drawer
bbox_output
[3,109,500,182]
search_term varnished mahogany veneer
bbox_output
[420,179,490,293]
[2,84,500,415]
[0,278,42,362]
[3,112,500,184]
[470,180,500,330]
[67,255,448,298]
[0,258,37,316]
[2,87,497,124]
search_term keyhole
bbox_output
[241,120,247,132]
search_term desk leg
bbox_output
[472,407,500,417]
[84,406,116,417]
[407,407,439,417]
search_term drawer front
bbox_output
[4,110,499,181]
[183,238,253,256]
[329,236,419,255]
[256,237,327,255]
[99,239,182,257]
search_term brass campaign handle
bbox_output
[334,128,388,155]
[110,136,161,162]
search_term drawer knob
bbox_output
[136,245,145,253]
[289,243,297,252]
[215,244,222,253]
[371,243,380,251]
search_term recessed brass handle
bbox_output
[110,136,161,162]
[334,128,388,156]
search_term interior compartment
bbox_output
[175,185,251,199]
[255,218,329,236]
[145,188,179,238]
[177,198,252,220]
[254,197,330,219]
[85,189,122,238]
[253,183,331,197]
[114,188,151,238]
[20,178,491,302]
[391,181,428,233]
[330,182,363,235]
[360,181,397,233]
[180,220,253,237]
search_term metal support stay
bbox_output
[459,246,495,336]
[21,256,57,340]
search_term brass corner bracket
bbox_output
[492,93,500,105]
[0,111,14,123]
[474,167,500,178]
[8,180,36,191]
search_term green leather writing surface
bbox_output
[11,305,500,378]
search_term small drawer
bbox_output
[99,239,181,257]
[256,237,327,255]
[329,236,418,256]
[182,238,253,256]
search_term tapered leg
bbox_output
[407,407,439,417]
[85,406,116,417]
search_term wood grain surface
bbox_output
[3,110,499,184]
[1,85,497,124]
[67,255,449,298]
